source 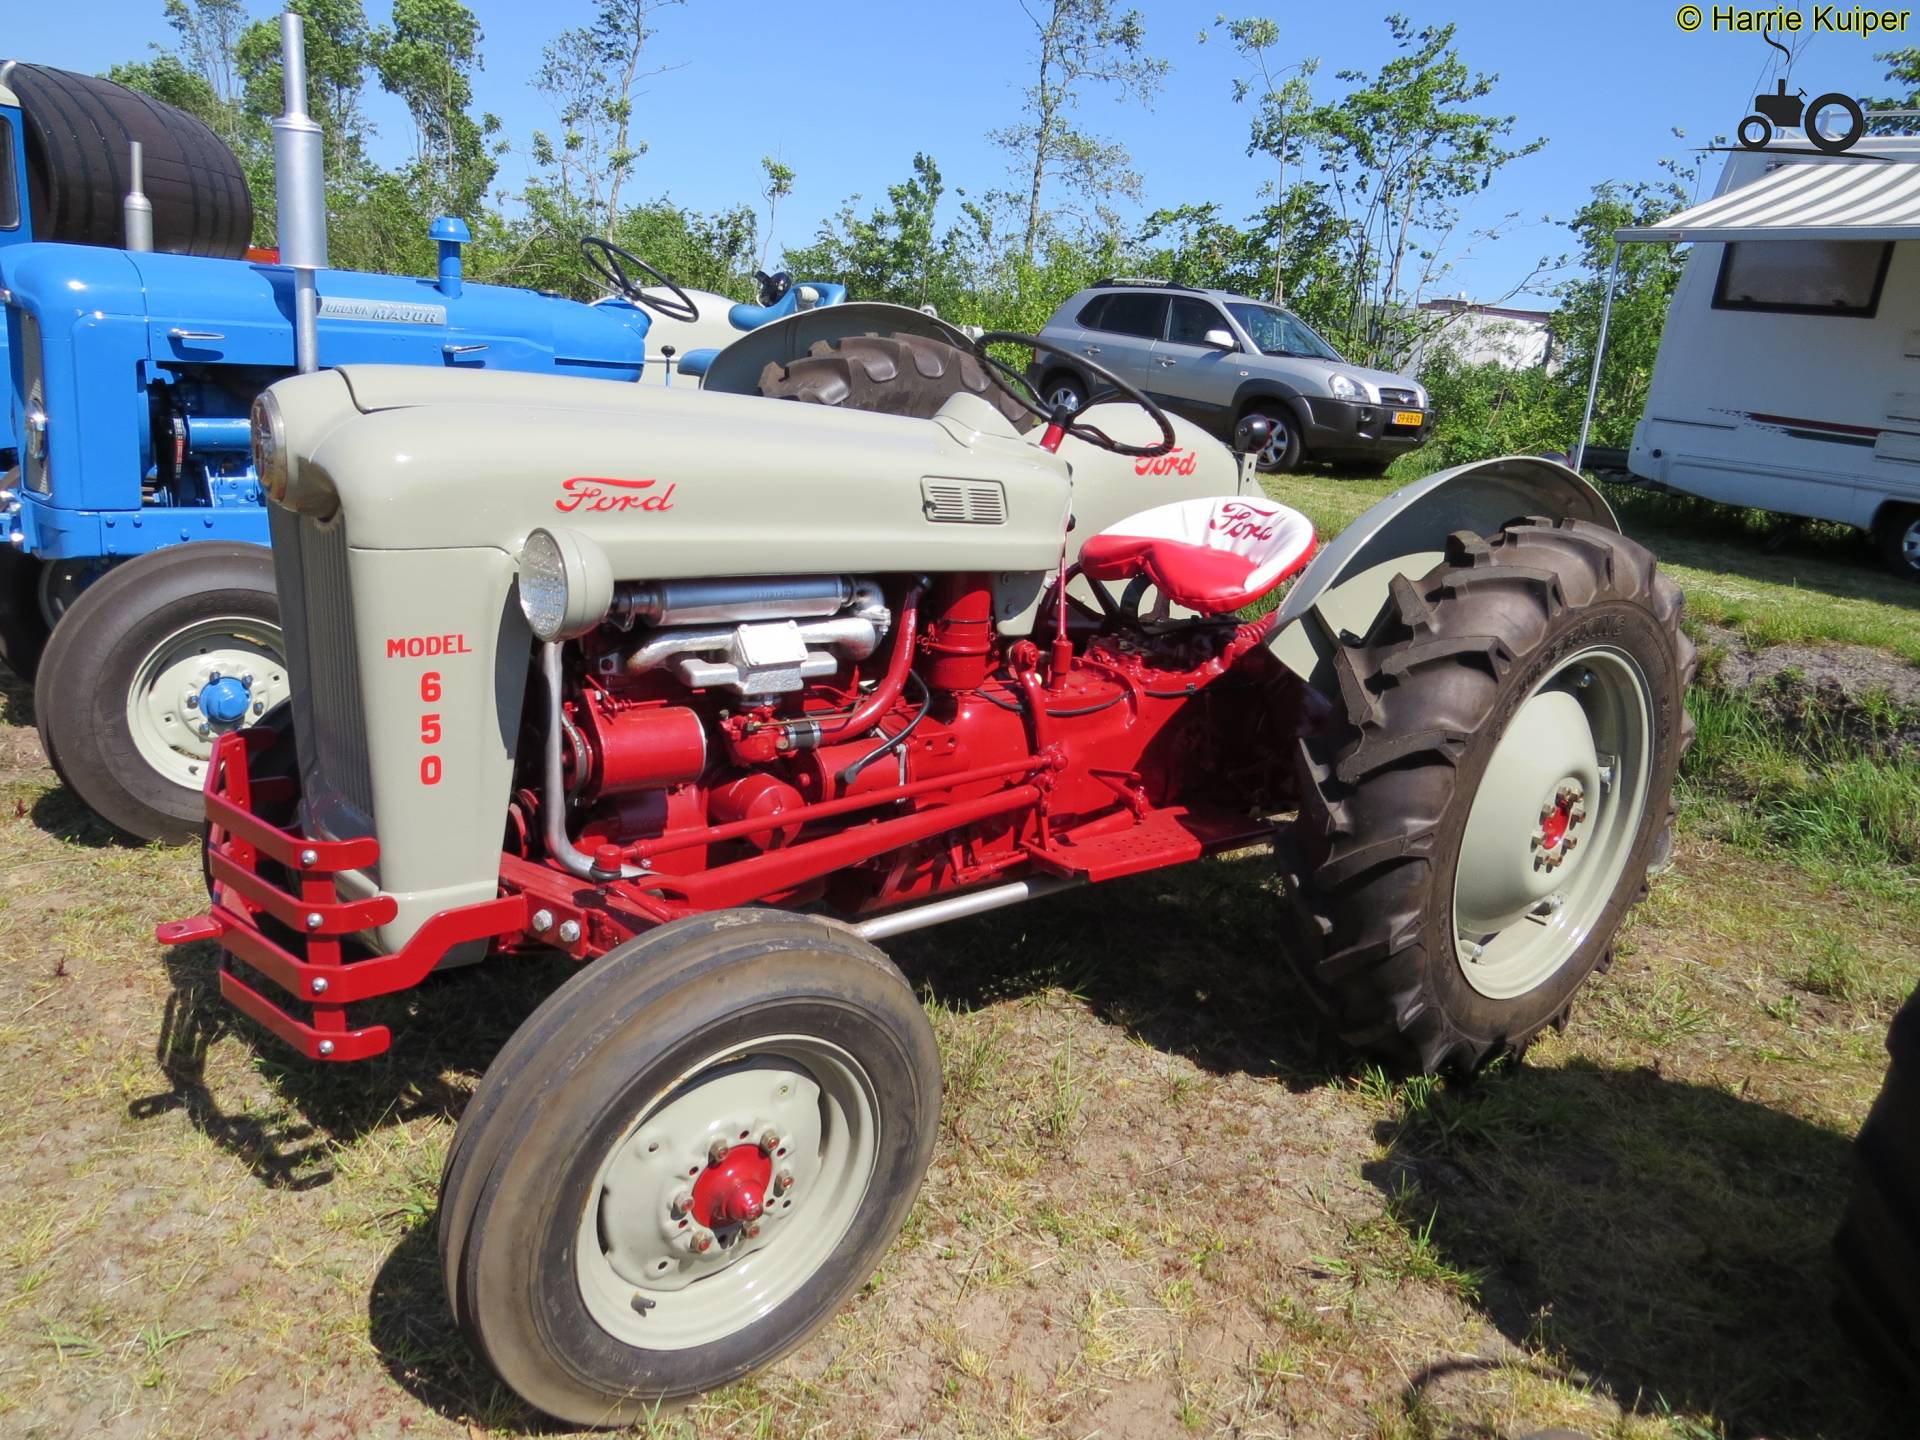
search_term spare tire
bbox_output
[758,334,1033,430]
[1835,986,1920,1389]
[8,63,252,257]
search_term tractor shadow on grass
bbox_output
[1365,1059,1905,1439]
[888,846,1339,1087]
[129,933,579,1191]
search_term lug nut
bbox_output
[743,1221,761,1239]
[185,693,200,710]
[669,1189,693,1219]
[557,919,581,944]
[773,1168,795,1195]
[708,1137,732,1166]
[758,1127,781,1155]
[1571,807,1588,824]
[530,908,554,934]
[689,1229,715,1254]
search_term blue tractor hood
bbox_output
[3,240,652,382]
[1,240,654,533]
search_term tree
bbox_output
[529,0,685,240]
[783,153,969,311]
[990,0,1168,261]
[1302,15,1545,364]
[1211,16,1317,303]
[373,0,500,222]
[759,156,794,271]
[1548,162,1695,448]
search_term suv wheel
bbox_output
[1041,372,1087,414]
[1246,405,1303,474]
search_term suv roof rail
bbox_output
[1092,276,1203,291]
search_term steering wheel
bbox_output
[970,331,1176,458]
[579,236,700,323]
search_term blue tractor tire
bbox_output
[36,541,282,844]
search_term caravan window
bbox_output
[1712,241,1891,317]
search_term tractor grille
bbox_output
[1378,386,1420,409]
[269,506,376,833]
[921,479,1008,525]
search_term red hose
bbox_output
[810,584,924,741]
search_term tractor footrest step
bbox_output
[1033,806,1272,882]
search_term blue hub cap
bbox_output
[198,674,252,726]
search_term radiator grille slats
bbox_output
[272,508,375,831]
[921,479,1008,525]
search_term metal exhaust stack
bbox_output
[272,10,328,374]
[122,141,153,251]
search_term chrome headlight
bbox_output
[1327,373,1369,403]
[518,527,614,643]
[250,391,288,503]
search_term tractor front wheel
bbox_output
[437,911,941,1425]
[1282,517,1696,1073]
[35,542,285,843]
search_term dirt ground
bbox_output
[0,649,1913,1439]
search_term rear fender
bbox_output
[1268,455,1618,691]
[698,301,975,397]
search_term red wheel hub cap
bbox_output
[691,1143,772,1229]
[1539,795,1573,850]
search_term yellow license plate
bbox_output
[1391,409,1424,428]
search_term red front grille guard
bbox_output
[157,729,527,1061]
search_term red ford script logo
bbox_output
[557,476,678,513]
[1134,449,1199,477]
[1211,501,1280,542]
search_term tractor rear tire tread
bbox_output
[1280,516,1695,1074]
[757,333,1033,430]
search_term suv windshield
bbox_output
[1224,302,1343,362]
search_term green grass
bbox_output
[1680,679,1920,910]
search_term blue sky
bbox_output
[7,1,1910,301]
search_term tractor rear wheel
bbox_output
[35,542,285,843]
[438,911,941,1425]
[1282,517,1696,1073]
[758,333,1033,429]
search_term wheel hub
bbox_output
[1532,781,1588,872]
[576,1041,879,1353]
[197,673,253,726]
[690,1142,773,1233]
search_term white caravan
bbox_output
[1621,135,1920,577]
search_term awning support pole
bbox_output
[1572,243,1623,473]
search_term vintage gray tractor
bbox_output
[161,328,1694,1423]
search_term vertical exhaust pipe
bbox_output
[272,10,328,374]
[122,140,154,251]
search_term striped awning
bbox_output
[1617,157,1920,243]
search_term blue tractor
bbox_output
[0,16,782,843]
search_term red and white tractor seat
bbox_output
[1079,496,1317,616]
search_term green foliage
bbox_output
[101,0,1691,443]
